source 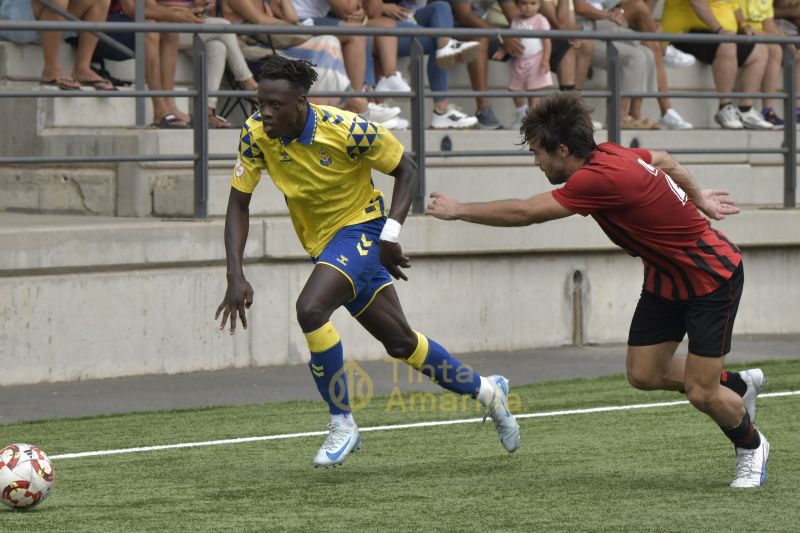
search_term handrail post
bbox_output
[606,42,620,144]
[782,43,797,208]
[134,0,145,127]
[193,34,209,219]
[410,38,426,214]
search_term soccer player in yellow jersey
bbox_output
[215,56,520,467]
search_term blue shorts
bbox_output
[314,219,393,317]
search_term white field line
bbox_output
[50,390,800,461]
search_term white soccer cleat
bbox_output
[741,368,767,424]
[731,430,769,488]
[483,375,520,453]
[312,422,361,468]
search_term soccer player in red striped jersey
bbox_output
[426,92,769,488]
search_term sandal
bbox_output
[39,77,80,91]
[76,78,117,91]
[208,114,232,129]
[153,113,191,129]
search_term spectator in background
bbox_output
[223,0,403,126]
[0,0,114,90]
[165,0,261,128]
[375,0,480,129]
[540,0,595,94]
[508,0,553,129]
[92,0,194,127]
[661,0,774,129]
[611,0,695,129]
[740,0,794,127]
[574,0,662,129]
[449,0,524,129]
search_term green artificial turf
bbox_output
[1,360,798,532]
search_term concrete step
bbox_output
[0,41,195,84]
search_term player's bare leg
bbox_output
[626,342,685,391]
[356,286,520,452]
[684,354,769,487]
[627,343,766,422]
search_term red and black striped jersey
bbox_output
[551,142,742,300]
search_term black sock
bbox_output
[559,84,576,91]
[722,412,761,449]
[739,105,752,113]
[720,370,747,397]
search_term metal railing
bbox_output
[0,17,797,216]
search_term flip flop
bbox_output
[153,113,191,129]
[76,78,117,91]
[208,114,232,129]
[39,78,80,90]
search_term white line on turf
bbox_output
[50,390,800,460]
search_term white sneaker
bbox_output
[731,430,769,488]
[715,104,743,129]
[431,104,478,129]
[362,102,401,123]
[740,108,775,130]
[663,44,696,68]
[374,72,412,93]
[312,422,361,468]
[382,116,410,130]
[436,38,481,69]
[659,108,693,130]
[741,368,767,424]
[482,375,520,453]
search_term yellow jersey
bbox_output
[739,0,774,31]
[231,103,405,258]
[662,0,740,34]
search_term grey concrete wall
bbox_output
[1,210,799,386]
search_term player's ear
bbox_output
[297,93,307,110]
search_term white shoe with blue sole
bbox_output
[312,423,361,468]
[483,375,520,453]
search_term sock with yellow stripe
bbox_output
[405,332,481,397]
[305,322,350,415]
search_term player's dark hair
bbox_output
[258,56,319,95]
[520,92,596,159]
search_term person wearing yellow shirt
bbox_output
[740,0,800,126]
[662,0,774,128]
[215,55,521,468]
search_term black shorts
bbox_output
[672,30,755,67]
[550,38,571,73]
[628,262,744,357]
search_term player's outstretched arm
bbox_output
[649,150,741,220]
[426,191,573,226]
[380,154,418,281]
[216,187,255,334]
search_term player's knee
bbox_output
[383,336,418,359]
[295,299,329,331]
[626,366,656,390]
[684,383,714,412]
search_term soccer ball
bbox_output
[0,443,54,509]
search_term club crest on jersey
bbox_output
[279,150,291,163]
[319,147,333,167]
[336,255,348,266]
